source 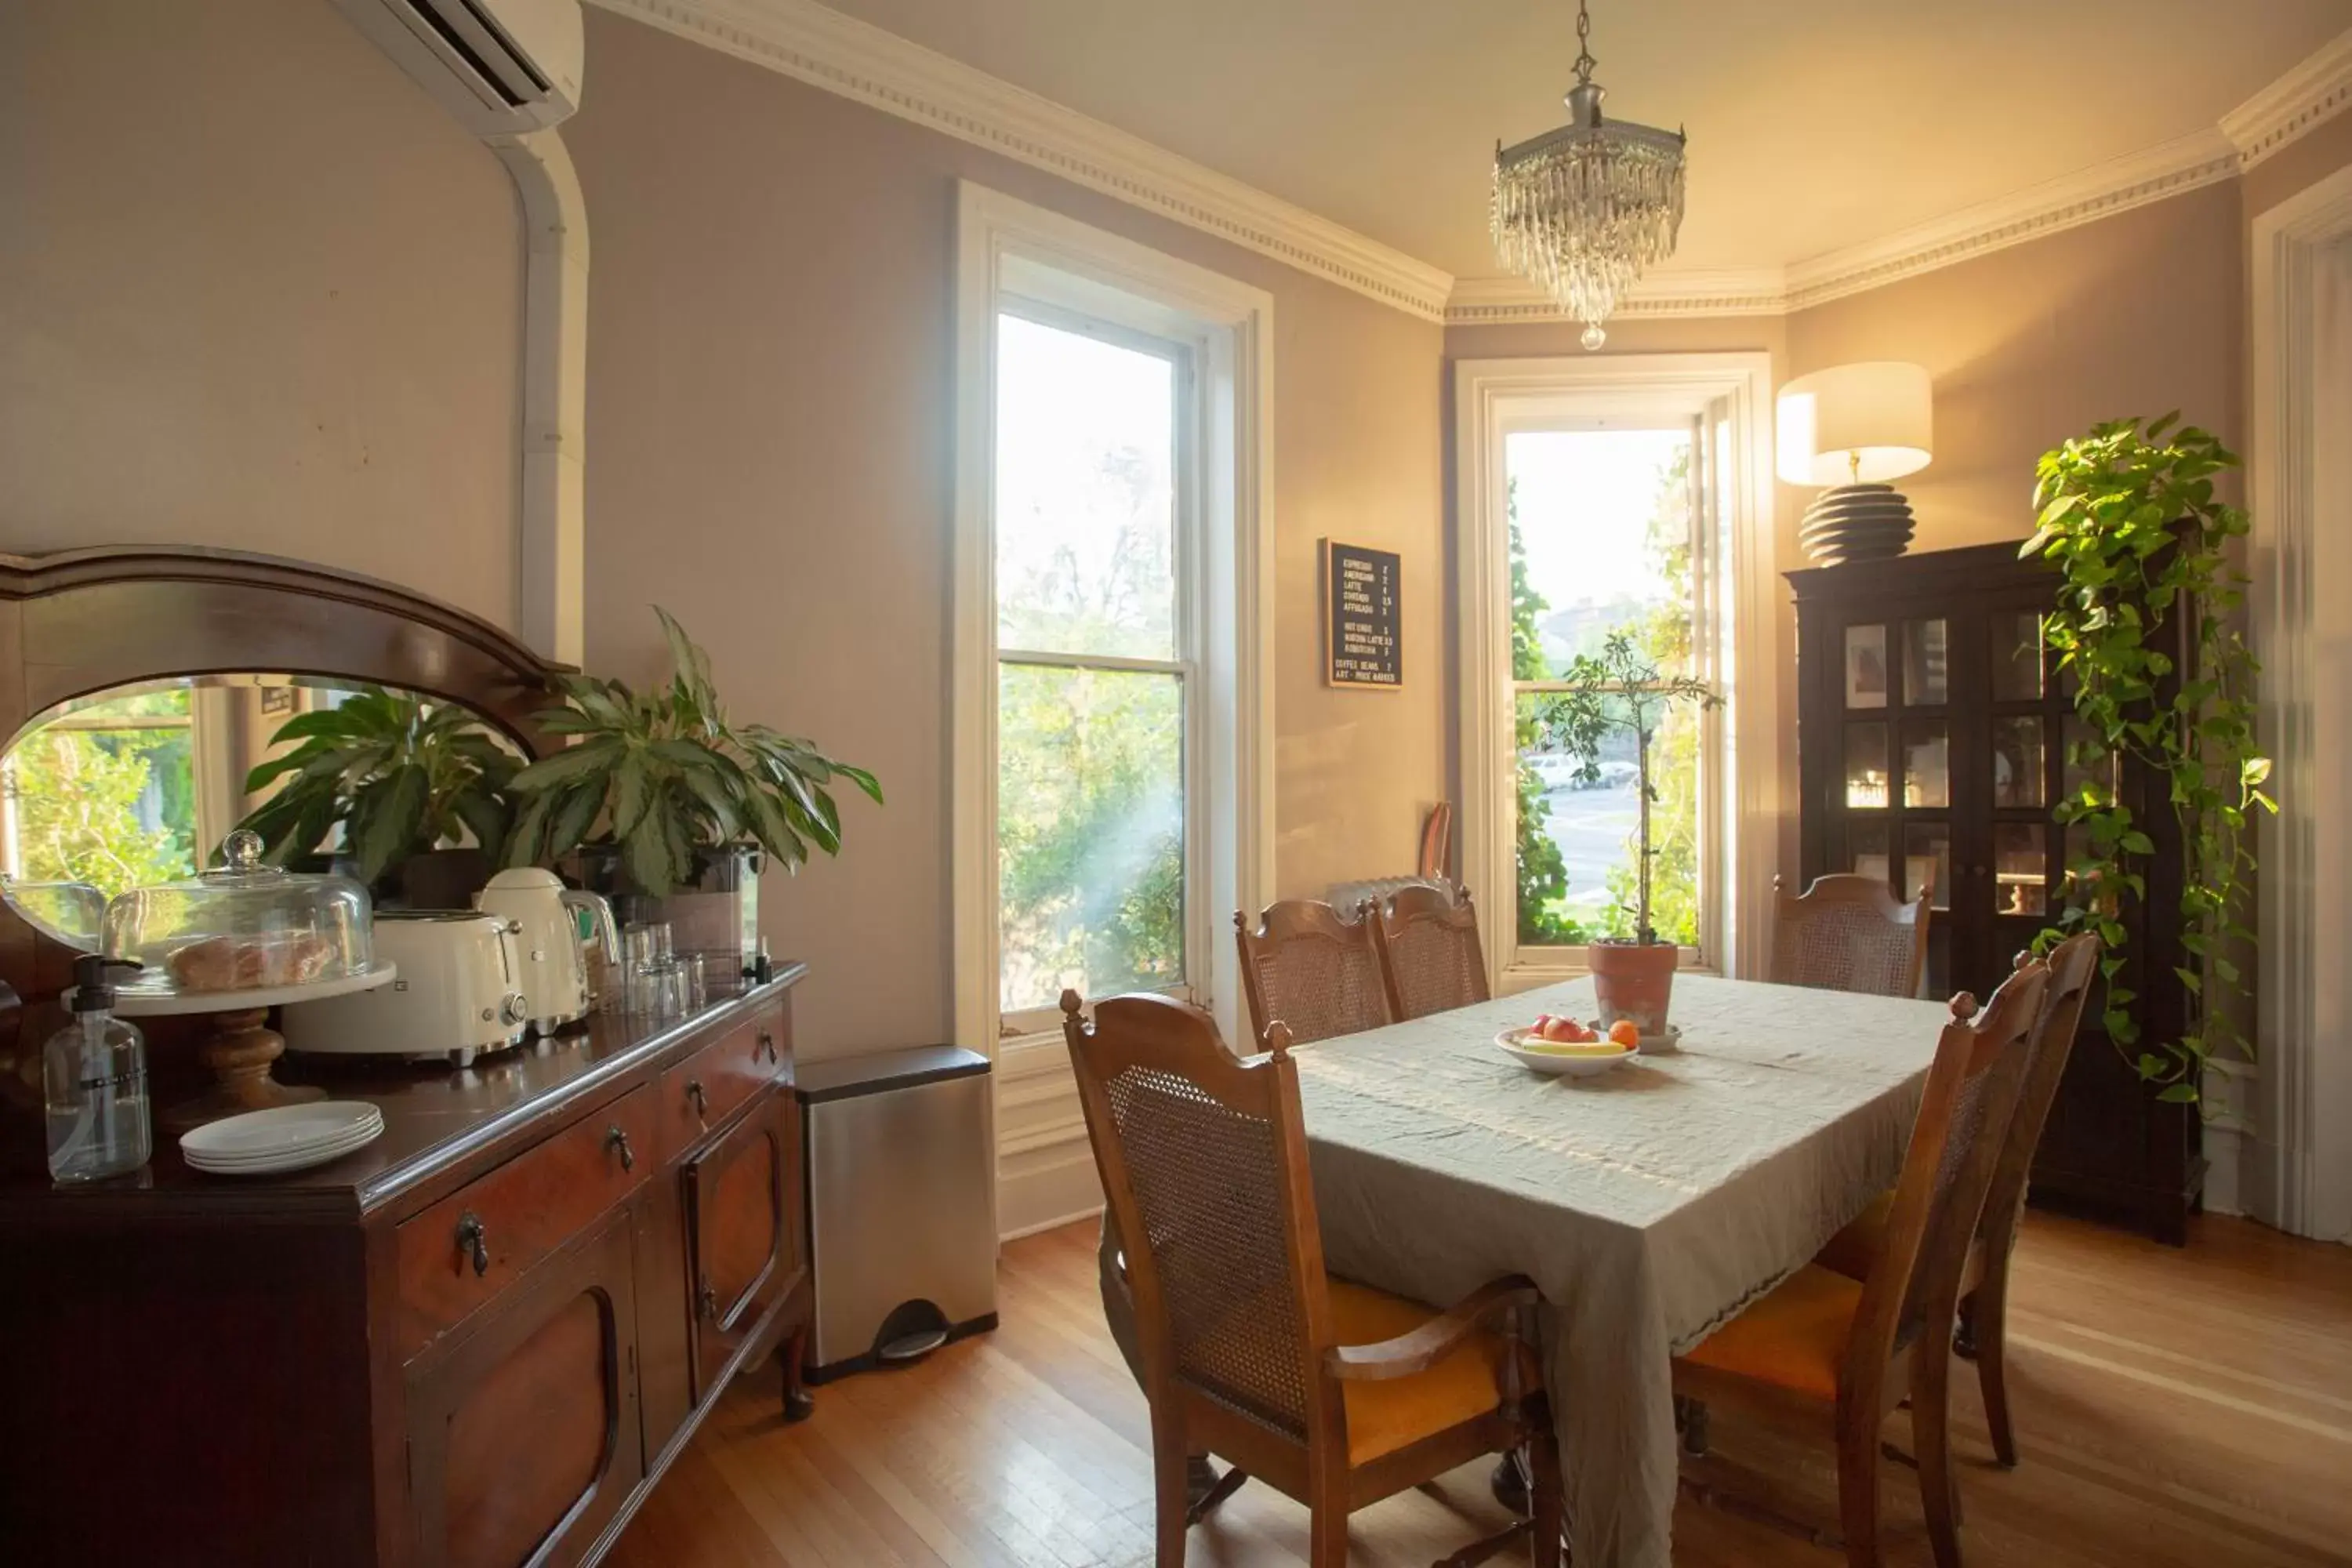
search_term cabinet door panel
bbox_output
[408,1212,643,1568]
[684,1091,804,1399]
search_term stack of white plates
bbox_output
[180,1102,385,1176]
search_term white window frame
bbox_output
[989,301,1205,1038]
[1454,354,1778,993]
[953,180,1275,1074]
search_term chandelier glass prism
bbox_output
[1490,0,1686,350]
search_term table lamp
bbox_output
[1777,361,1933,564]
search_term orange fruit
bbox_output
[1608,1019,1642,1048]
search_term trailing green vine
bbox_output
[2021,415,2273,1102]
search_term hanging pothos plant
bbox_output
[2021,414,2274,1101]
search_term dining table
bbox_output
[1291,971,1949,1568]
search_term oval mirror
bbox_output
[2,675,527,952]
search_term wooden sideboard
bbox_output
[0,968,812,1566]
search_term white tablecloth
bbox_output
[1293,973,1945,1568]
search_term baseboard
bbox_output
[999,1203,1104,1243]
[996,1136,1102,1240]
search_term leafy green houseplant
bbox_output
[2021,414,2273,1100]
[500,609,881,896]
[1534,628,1719,1029]
[236,686,520,888]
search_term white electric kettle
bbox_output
[474,868,619,1035]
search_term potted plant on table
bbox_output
[234,685,522,904]
[1534,629,1719,1033]
[499,608,881,955]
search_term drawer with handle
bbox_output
[395,1081,657,1359]
[657,1002,786,1162]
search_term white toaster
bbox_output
[282,911,532,1068]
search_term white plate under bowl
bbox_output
[1591,1020,1683,1054]
[181,1102,384,1173]
[1494,1027,1636,1079]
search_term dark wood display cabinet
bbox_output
[1790,540,2200,1243]
[0,548,819,1565]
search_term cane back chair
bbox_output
[1771,872,1934,998]
[1235,900,1393,1049]
[1062,990,1560,1568]
[1369,884,1491,1021]
[1675,960,2047,1568]
[1814,932,2102,1468]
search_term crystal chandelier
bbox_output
[1490,0,1686,350]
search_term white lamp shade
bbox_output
[1776,361,1934,486]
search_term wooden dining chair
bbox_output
[1814,932,2103,1468]
[1234,900,1393,1048]
[1673,961,2047,1568]
[1062,990,1561,1568]
[1369,884,1491,1021]
[1771,873,1933,998]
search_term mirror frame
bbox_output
[0,546,568,1012]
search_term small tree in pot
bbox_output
[1534,629,1719,1032]
[500,609,881,940]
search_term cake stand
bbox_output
[101,962,400,1132]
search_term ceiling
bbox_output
[812,0,2350,278]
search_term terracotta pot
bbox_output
[1588,940,1679,1033]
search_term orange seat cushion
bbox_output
[1327,1276,1507,1465]
[1675,1264,1864,1405]
[1815,1189,1895,1283]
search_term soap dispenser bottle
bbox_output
[45,956,151,1183]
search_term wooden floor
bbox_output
[608,1211,2352,1567]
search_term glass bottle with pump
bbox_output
[45,955,151,1183]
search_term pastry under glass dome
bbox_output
[102,829,376,997]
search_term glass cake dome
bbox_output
[101,829,376,996]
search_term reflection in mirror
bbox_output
[2,676,522,951]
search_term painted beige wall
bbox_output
[564,10,1446,1056]
[1784,185,2245,551]
[0,0,524,630]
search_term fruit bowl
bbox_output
[1494,1026,1636,1079]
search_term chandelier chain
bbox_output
[1572,0,1595,84]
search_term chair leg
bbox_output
[1308,1501,1349,1568]
[1527,1428,1563,1568]
[1974,1269,2019,1468]
[1836,1408,1882,1568]
[1152,1419,1190,1566]
[1915,1352,1965,1568]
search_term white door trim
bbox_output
[2249,162,2352,1243]
[1452,354,1778,991]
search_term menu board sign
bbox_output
[1323,540,1402,689]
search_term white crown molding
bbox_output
[589,0,1454,320]
[1780,127,2240,311]
[1444,129,2240,324]
[2223,25,2352,169]
[1445,269,1787,325]
[591,3,2350,328]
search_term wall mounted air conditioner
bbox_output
[331,0,582,137]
